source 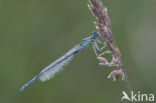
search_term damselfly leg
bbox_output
[98,50,112,57]
[92,40,106,56]
[92,39,112,57]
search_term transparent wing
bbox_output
[39,53,74,82]
[38,44,81,82]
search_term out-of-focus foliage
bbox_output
[0,0,155,103]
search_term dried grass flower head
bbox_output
[88,0,133,99]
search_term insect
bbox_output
[20,31,107,92]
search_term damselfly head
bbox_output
[92,31,99,38]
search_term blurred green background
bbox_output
[0,0,156,103]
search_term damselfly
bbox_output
[20,31,107,92]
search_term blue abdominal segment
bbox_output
[20,76,38,92]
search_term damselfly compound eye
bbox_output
[92,31,99,37]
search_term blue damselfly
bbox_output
[20,31,107,92]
